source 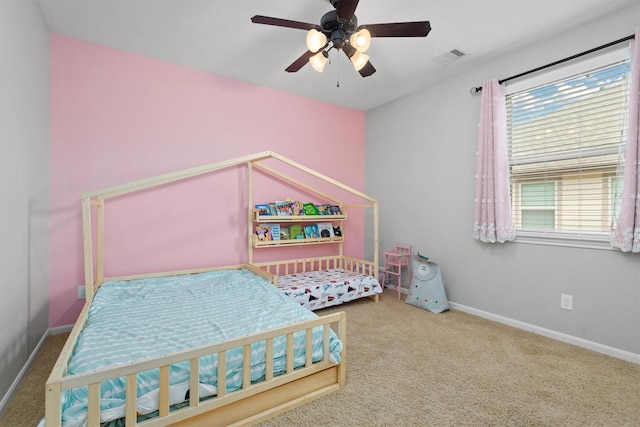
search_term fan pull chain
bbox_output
[336,50,340,88]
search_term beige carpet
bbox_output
[2,290,639,427]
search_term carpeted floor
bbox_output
[2,289,639,426]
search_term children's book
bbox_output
[329,205,343,215]
[254,204,270,216]
[268,203,278,216]
[275,200,294,216]
[292,201,305,216]
[317,222,334,238]
[290,224,304,239]
[316,204,332,215]
[270,224,281,240]
[304,224,320,239]
[279,226,290,240]
[303,202,318,215]
[332,225,342,237]
[255,224,271,241]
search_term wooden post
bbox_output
[81,197,95,301]
[248,161,254,264]
[96,199,104,286]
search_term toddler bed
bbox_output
[45,265,346,426]
[254,256,382,311]
[46,151,376,426]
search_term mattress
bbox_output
[278,268,383,310]
[59,268,343,426]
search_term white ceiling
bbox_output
[38,0,638,111]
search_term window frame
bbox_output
[504,46,630,250]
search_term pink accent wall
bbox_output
[50,34,366,327]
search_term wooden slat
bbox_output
[96,200,104,286]
[44,381,62,427]
[81,197,95,301]
[268,151,377,204]
[87,382,101,425]
[189,358,200,407]
[82,151,272,200]
[286,333,294,374]
[218,351,227,398]
[337,312,347,386]
[265,338,274,382]
[248,161,254,265]
[104,264,246,283]
[126,373,137,425]
[305,328,313,367]
[243,344,251,390]
[251,162,343,206]
[323,325,330,362]
[159,366,170,417]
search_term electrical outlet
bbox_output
[560,293,573,310]
[77,285,86,300]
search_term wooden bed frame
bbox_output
[253,255,380,303]
[45,151,378,426]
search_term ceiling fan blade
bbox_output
[285,50,316,73]
[336,0,359,21]
[364,21,432,37]
[251,15,318,31]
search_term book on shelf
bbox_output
[254,204,270,216]
[316,204,332,215]
[328,205,342,215]
[292,201,305,216]
[303,202,318,215]
[268,203,278,216]
[332,225,342,237]
[279,226,290,240]
[304,224,320,239]
[255,224,271,241]
[275,200,294,216]
[317,222,334,238]
[290,224,304,239]
[270,224,281,240]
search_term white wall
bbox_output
[0,0,50,409]
[366,4,640,358]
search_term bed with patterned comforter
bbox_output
[278,268,382,310]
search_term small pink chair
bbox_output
[381,243,412,300]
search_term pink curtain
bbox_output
[473,79,515,243]
[611,28,640,253]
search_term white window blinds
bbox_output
[506,59,631,236]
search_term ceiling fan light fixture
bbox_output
[306,29,327,53]
[350,28,371,52]
[309,51,328,72]
[349,50,369,72]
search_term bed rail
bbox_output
[253,255,378,281]
[45,311,346,427]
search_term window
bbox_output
[505,51,631,247]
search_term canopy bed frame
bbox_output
[44,151,379,426]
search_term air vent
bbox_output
[432,48,468,65]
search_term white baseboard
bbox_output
[0,329,50,417]
[49,324,74,335]
[449,302,640,365]
[0,324,75,417]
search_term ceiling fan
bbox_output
[251,0,431,77]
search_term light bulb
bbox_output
[309,51,328,72]
[349,28,371,52]
[350,50,369,71]
[306,29,327,53]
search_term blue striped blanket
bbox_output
[60,268,342,426]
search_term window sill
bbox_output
[513,230,616,251]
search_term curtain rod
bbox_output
[470,34,635,95]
